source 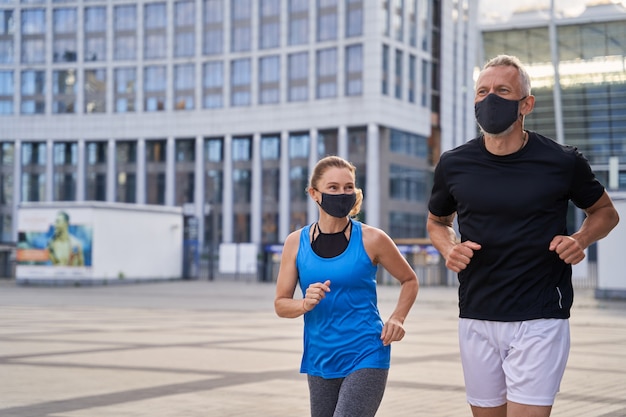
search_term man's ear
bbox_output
[521,95,535,116]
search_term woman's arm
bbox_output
[363,225,418,345]
[274,230,308,318]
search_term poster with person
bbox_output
[16,208,93,278]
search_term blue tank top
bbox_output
[297,219,390,378]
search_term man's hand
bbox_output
[549,235,585,265]
[445,241,482,273]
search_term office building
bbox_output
[0,0,478,270]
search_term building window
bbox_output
[233,213,250,242]
[203,61,223,108]
[144,3,167,60]
[231,58,251,106]
[408,0,417,47]
[288,52,308,102]
[233,169,251,204]
[53,142,78,201]
[203,0,224,55]
[421,58,429,107]
[288,0,308,45]
[392,0,403,41]
[420,0,431,51]
[0,142,14,242]
[21,70,45,114]
[146,140,167,205]
[174,64,195,110]
[114,5,137,61]
[0,71,13,114]
[382,44,389,95]
[317,129,338,158]
[85,69,106,113]
[21,9,46,64]
[232,136,251,161]
[205,137,223,206]
[53,8,77,63]
[175,0,195,58]
[21,142,46,202]
[289,132,309,159]
[85,7,106,61]
[395,49,403,99]
[231,0,251,52]
[390,128,428,158]
[346,0,363,37]
[259,55,280,104]
[316,47,337,99]
[144,65,166,111]
[114,68,137,113]
[116,140,137,203]
[261,135,280,159]
[206,169,223,204]
[0,10,15,65]
[317,0,338,42]
[408,54,416,103]
[175,138,195,205]
[53,69,76,114]
[345,44,363,96]
[205,137,223,162]
[389,212,425,238]
[260,0,280,49]
[86,141,107,201]
[390,164,428,202]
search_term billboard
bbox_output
[16,208,93,279]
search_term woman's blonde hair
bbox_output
[308,155,363,217]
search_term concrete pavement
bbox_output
[0,279,625,417]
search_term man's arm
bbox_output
[427,212,481,273]
[550,191,620,264]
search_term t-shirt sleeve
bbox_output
[569,148,605,209]
[428,156,457,216]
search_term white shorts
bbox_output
[459,318,570,408]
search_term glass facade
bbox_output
[482,17,626,190]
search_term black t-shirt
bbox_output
[428,131,605,321]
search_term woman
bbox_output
[275,155,419,417]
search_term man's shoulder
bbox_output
[440,137,481,159]
[529,131,580,157]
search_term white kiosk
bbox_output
[596,193,626,300]
[16,202,183,285]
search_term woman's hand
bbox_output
[303,280,331,311]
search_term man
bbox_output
[48,211,85,266]
[427,54,619,417]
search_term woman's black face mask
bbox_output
[316,192,356,218]
[474,93,526,135]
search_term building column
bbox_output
[76,140,85,201]
[12,140,22,241]
[166,137,175,206]
[251,133,262,244]
[279,130,290,242]
[46,139,53,202]
[106,139,116,202]
[307,128,318,225]
[223,134,233,242]
[194,135,205,248]
[366,123,381,228]
[338,126,348,159]
[137,138,146,204]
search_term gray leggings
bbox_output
[307,368,389,417]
